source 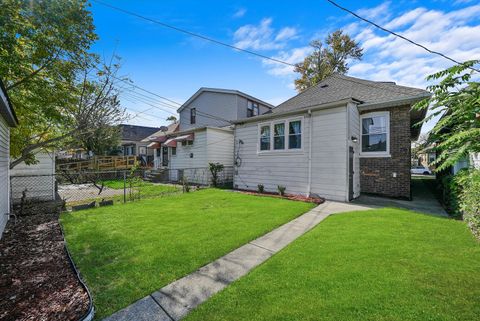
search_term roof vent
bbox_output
[377,81,396,85]
[320,84,329,88]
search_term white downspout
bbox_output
[307,109,313,196]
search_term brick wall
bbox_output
[360,105,411,199]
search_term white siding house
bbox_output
[149,88,272,185]
[233,74,431,201]
[0,79,18,238]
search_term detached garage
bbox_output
[0,79,18,238]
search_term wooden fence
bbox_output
[57,156,138,171]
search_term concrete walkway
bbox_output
[352,177,448,217]
[103,201,373,321]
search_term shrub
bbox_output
[209,163,224,187]
[182,177,190,193]
[460,169,480,239]
[440,170,469,217]
[277,185,286,196]
[257,184,264,193]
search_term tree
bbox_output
[413,60,480,172]
[0,0,98,167]
[166,116,177,123]
[294,30,363,92]
[209,162,224,187]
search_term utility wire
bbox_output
[91,0,297,68]
[326,0,480,73]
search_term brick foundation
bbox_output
[360,105,411,199]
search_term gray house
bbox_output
[0,79,18,238]
[119,124,159,165]
[233,74,430,201]
[151,88,273,184]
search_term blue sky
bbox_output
[90,0,480,132]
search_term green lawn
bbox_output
[186,208,480,321]
[61,189,315,319]
[101,179,180,197]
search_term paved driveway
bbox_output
[353,176,447,216]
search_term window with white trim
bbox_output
[260,125,270,150]
[361,112,389,155]
[258,118,302,152]
[288,120,302,149]
[273,123,285,150]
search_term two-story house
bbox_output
[151,88,273,184]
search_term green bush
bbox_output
[277,185,286,196]
[440,170,469,217]
[460,170,480,239]
[257,184,264,193]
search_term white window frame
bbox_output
[257,116,304,154]
[359,111,390,158]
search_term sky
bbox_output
[89,0,480,133]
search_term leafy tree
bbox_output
[166,116,177,123]
[294,30,363,92]
[209,162,224,187]
[0,0,98,167]
[414,60,480,172]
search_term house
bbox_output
[119,124,159,165]
[142,122,179,168]
[233,74,431,201]
[0,79,18,238]
[10,150,56,203]
[150,88,273,184]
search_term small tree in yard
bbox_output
[209,163,224,187]
[413,60,480,172]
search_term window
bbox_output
[190,108,196,124]
[258,117,302,152]
[247,101,259,117]
[288,120,302,149]
[171,147,177,156]
[181,140,193,146]
[361,112,389,155]
[260,125,270,150]
[273,123,285,150]
[156,148,161,157]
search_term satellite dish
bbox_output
[159,126,169,132]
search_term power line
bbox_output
[91,0,297,68]
[326,0,480,73]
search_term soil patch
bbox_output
[236,190,325,204]
[0,206,89,321]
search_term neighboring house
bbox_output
[150,88,273,184]
[119,124,159,165]
[233,74,430,201]
[10,151,56,203]
[0,79,18,238]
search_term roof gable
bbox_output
[177,87,274,113]
[0,79,18,127]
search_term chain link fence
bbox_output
[10,166,233,211]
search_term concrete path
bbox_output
[103,201,373,321]
[352,177,448,217]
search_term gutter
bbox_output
[233,98,355,125]
[307,109,313,196]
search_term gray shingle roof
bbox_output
[272,74,430,114]
[119,124,159,141]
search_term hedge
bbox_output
[460,169,480,239]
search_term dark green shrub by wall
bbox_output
[460,169,480,239]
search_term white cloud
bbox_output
[233,8,246,18]
[262,46,313,76]
[356,1,391,22]
[233,18,298,51]
[344,3,480,89]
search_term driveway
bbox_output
[353,176,447,216]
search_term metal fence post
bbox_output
[123,171,126,204]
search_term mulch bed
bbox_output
[237,190,325,204]
[0,202,89,321]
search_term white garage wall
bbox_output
[0,116,10,238]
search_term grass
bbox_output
[186,208,480,321]
[61,189,315,319]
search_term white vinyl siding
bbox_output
[168,128,234,184]
[0,116,10,238]
[10,151,56,203]
[348,102,361,198]
[234,105,350,201]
